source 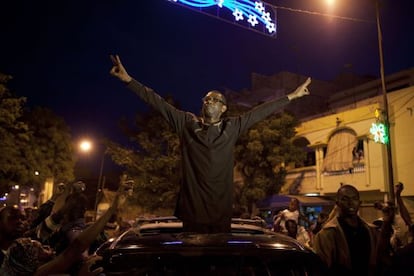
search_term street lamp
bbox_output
[325,0,395,202]
[268,0,395,202]
[95,152,106,219]
[323,0,395,202]
[79,140,92,152]
[78,138,106,220]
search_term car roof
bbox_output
[99,232,325,275]
[111,230,307,251]
[97,217,326,275]
[106,218,307,253]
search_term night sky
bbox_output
[1,0,414,153]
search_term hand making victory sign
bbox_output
[110,54,132,83]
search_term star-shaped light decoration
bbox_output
[254,1,265,13]
[167,0,277,36]
[266,21,276,33]
[248,14,259,26]
[370,122,388,144]
[233,8,244,21]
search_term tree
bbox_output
[233,110,306,214]
[0,72,75,195]
[22,107,75,188]
[0,73,31,193]
[106,96,181,214]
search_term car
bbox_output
[95,217,326,275]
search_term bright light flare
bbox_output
[324,0,336,15]
[79,139,93,152]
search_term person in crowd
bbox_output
[0,178,130,276]
[386,182,414,276]
[394,182,412,241]
[26,181,88,245]
[284,219,311,248]
[29,182,67,230]
[395,182,412,225]
[373,182,412,252]
[110,54,311,233]
[273,197,308,233]
[313,184,393,276]
[310,211,329,236]
[23,207,36,229]
[385,223,414,276]
[47,188,89,256]
[308,211,329,247]
[0,206,26,265]
[24,182,70,242]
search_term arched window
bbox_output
[323,128,357,172]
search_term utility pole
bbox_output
[375,0,395,203]
[94,152,105,220]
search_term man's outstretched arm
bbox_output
[287,77,311,101]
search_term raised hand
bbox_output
[395,182,404,196]
[112,174,134,210]
[110,54,132,83]
[287,77,311,100]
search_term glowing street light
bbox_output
[79,140,93,152]
[323,0,395,203]
[78,138,106,220]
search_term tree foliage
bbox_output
[231,107,306,213]
[23,107,75,187]
[0,73,75,194]
[0,73,30,193]
[106,96,181,214]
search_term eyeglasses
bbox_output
[202,96,225,105]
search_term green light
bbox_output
[370,122,388,144]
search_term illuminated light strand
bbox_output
[168,0,276,35]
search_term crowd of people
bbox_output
[1,181,412,275]
[270,183,413,276]
[0,177,131,275]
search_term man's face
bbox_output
[336,187,361,217]
[201,91,227,119]
[0,207,26,239]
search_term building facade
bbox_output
[283,69,414,221]
[229,68,414,222]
